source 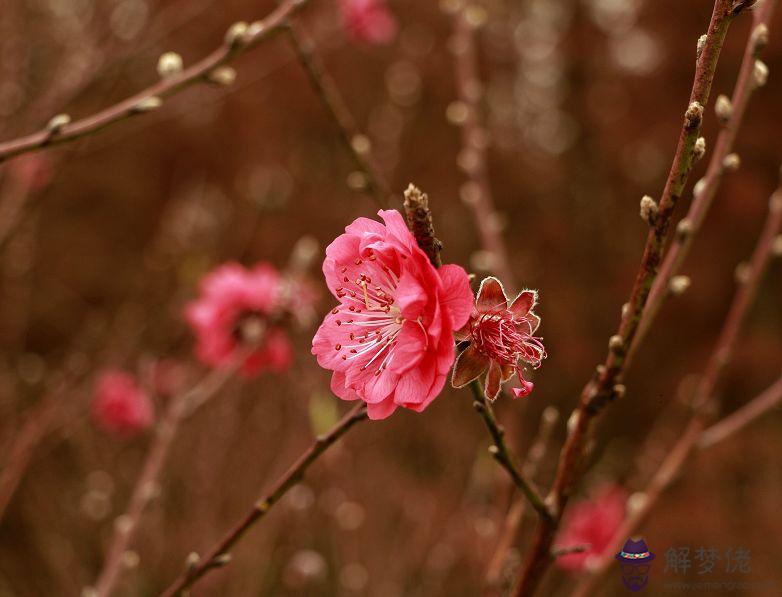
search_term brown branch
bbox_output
[699,373,782,448]
[450,6,515,288]
[0,0,312,164]
[90,365,238,597]
[158,403,368,597]
[285,22,394,208]
[512,2,740,594]
[627,0,777,367]
[484,407,559,594]
[570,177,782,597]
[470,380,552,522]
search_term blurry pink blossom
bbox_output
[8,153,53,192]
[452,277,546,401]
[312,209,472,420]
[184,262,294,377]
[555,484,627,572]
[93,370,154,437]
[150,359,188,397]
[339,0,398,45]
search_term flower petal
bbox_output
[510,290,538,318]
[367,395,398,419]
[438,264,474,330]
[452,344,490,388]
[484,360,502,402]
[476,277,508,312]
[389,320,426,374]
[395,270,427,318]
[512,379,534,398]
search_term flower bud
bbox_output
[734,262,750,284]
[771,234,782,257]
[46,113,71,134]
[693,137,706,161]
[608,335,623,352]
[157,52,183,78]
[132,96,162,113]
[696,34,707,59]
[714,94,732,124]
[753,60,769,88]
[752,23,769,51]
[639,195,658,223]
[225,21,249,48]
[693,178,706,197]
[722,153,740,172]
[208,66,236,86]
[669,275,691,296]
[676,218,693,240]
[685,101,704,127]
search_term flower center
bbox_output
[330,251,405,376]
[470,310,545,368]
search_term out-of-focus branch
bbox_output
[512,2,743,594]
[470,381,552,521]
[627,0,777,367]
[484,407,559,594]
[90,365,239,597]
[0,0,312,164]
[571,179,782,597]
[0,383,67,523]
[158,403,368,597]
[449,5,515,288]
[285,23,394,208]
[699,374,782,448]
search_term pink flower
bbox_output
[184,262,293,377]
[451,277,546,401]
[338,0,398,45]
[93,370,154,437]
[555,484,627,572]
[312,209,473,420]
[8,154,53,192]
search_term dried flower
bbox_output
[338,0,398,45]
[185,262,296,377]
[555,485,627,572]
[93,370,154,437]
[452,277,546,401]
[311,210,473,419]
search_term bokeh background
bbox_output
[1,0,781,595]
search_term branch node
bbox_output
[46,113,71,136]
[684,101,704,127]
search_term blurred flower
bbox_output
[93,370,154,437]
[555,484,627,572]
[312,210,472,420]
[339,0,398,45]
[184,262,294,377]
[150,359,187,397]
[8,153,53,192]
[452,277,546,401]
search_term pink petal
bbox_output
[438,264,474,330]
[367,395,397,419]
[510,290,537,318]
[389,321,426,374]
[451,343,490,388]
[476,277,508,312]
[395,270,427,318]
[484,360,502,402]
[330,371,361,401]
[512,379,534,398]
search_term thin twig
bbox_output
[90,365,239,597]
[158,403,368,596]
[699,373,782,448]
[450,7,515,288]
[0,0,312,164]
[285,22,394,208]
[571,178,782,597]
[627,0,777,367]
[470,380,552,521]
[512,2,742,594]
[484,407,559,593]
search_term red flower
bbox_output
[184,262,294,377]
[312,210,473,420]
[338,0,398,45]
[451,277,546,401]
[555,484,627,572]
[93,370,154,438]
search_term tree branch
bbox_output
[158,403,368,597]
[511,2,741,594]
[0,0,312,164]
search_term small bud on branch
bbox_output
[723,153,741,172]
[46,113,71,135]
[225,21,250,49]
[715,94,733,123]
[693,136,707,161]
[157,52,183,79]
[753,60,769,87]
[639,195,658,223]
[669,275,691,296]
